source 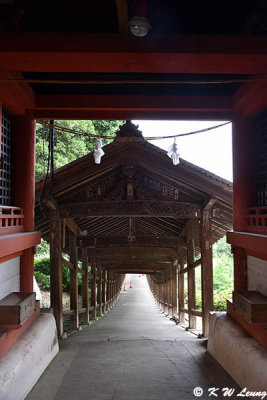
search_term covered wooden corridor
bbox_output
[27,274,240,400]
[35,121,232,339]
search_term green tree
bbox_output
[213,236,233,293]
[36,120,124,178]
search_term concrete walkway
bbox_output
[27,275,239,400]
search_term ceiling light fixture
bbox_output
[128,0,151,37]
[128,16,151,37]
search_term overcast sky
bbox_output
[133,120,233,182]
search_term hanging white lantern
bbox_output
[167,138,180,165]
[94,138,105,164]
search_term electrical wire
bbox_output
[39,120,55,210]
[37,120,231,142]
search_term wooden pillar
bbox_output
[157,275,160,306]
[232,246,248,292]
[187,238,197,329]
[201,208,214,337]
[168,268,172,315]
[13,110,36,292]
[172,262,178,318]
[232,116,255,232]
[178,252,185,324]
[49,208,63,337]
[106,270,110,309]
[69,231,79,330]
[163,269,167,313]
[91,260,97,319]
[160,272,164,311]
[102,268,106,312]
[111,271,114,301]
[97,265,103,316]
[82,247,89,325]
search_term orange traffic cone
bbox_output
[123,284,126,291]
[130,282,133,288]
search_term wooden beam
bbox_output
[64,217,80,237]
[101,264,164,270]
[49,209,63,338]
[99,257,172,264]
[227,231,267,257]
[87,246,177,258]
[0,232,41,259]
[116,0,128,34]
[62,200,200,218]
[35,94,232,113]
[61,257,74,269]
[0,71,35,115]
[0,33,267,74]
[108,268,160,273]
[233,80,267,117]
[46,198,57,211]
[87,246,177,261]
[33,109,234,121]
[180,258,201,274]
[204,198,217,211]
[79,235,185,248]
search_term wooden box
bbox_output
[233,291,267,323]
[0,292,36,328]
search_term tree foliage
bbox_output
[36,120,124,178]
[213,236,233,293]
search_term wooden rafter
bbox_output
[115,0,129,34]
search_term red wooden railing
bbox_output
[246,206,267,234]
[0,206,24,235]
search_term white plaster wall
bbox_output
[247,255,267,296]
[0,313,59,400]
[208,312,267,392]
[0,257,20,300]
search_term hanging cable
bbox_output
[39,120,55,210]
[49,120,55,199]
[37,120,231,142]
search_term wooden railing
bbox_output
[246,206,267,234]
[0,206,24,235]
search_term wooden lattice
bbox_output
[255,109,267,206]
[0,108,13,206]
[0,206,24,235]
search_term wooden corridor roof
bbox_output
[35,121,232,272]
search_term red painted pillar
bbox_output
[13,110,36,292]
[231,115,255,291]
[0,105,2,155]
[232,116,255,232]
